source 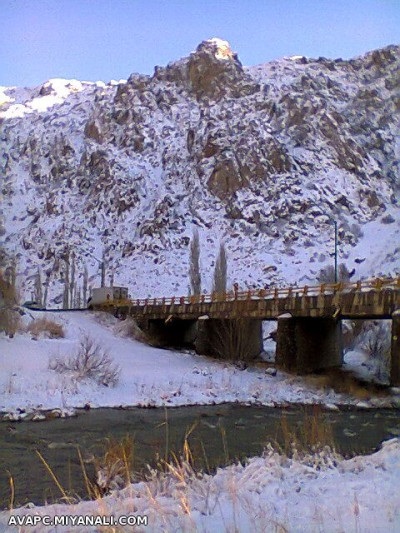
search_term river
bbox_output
[1,404,399,508]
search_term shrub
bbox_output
[363,321,391,359]
[28,318,65,339]
[212,318,258,361]
[49,335,120,386]
[342,320,364,354]
[362,321,391,381]
[318,263,352,283]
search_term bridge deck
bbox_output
[97,278,400,320]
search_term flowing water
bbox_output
[1,404,399,508]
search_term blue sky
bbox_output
[1,0,399,86]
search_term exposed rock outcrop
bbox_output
[1,40,399,302]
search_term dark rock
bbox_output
[207,159,248,200]
[381,214,395,224]
[84,121,103,143]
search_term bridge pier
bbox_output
[195,318,263,361]
[390,311,400,386]
[276,316,343,373]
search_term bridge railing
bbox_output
[110,277,399,309]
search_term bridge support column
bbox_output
[195,318,263,361]
[276,317,342,373]
[143,318,197,348]
[390,311,400,386]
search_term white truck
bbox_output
[88,286,129,307]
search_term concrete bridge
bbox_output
[95,278,400,385]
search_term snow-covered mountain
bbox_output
[1,38,399,305]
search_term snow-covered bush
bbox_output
[318,263,352,283]
[114,316,150,344]
[362,321,391,381]
[49,335,120,386]
[342,320,364,354]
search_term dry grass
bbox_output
[305,368,390,399]
[276,405,336,455]
[213,318,258,361]
[28,318,65,339]
[49,335,120,386]
[0,308,20,337]
[28,432,288,533]
[94,435,134,494]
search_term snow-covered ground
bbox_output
[1,438,399,532]
[1,311,398,417]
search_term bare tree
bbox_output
[189,228,201,295]
[213,241,227,294]
[10,259,16,290]
[69,251,75,308]
[363,321,391,381]
[63,248,70,309]
[34,267,43,307]
[42,271,50,309]
[318,263,353,283]
[212,319,257,362]
[342,320,364,354]
[0,269,19,336]
[83,264,88,304]
[101,249,106,288]
[74,284,79,308]
[363,321,391,359]
[49,335,120,386]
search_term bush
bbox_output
[346,320,392,382]
[318,263,352,283]
[49,335,120,386]
[362,321,391,381]
[342,320,364,354]
[363,321,391,360]
[28,318,65,339]
[212,318,258,362]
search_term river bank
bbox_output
[1,434,399,532]
[1,311,400,419]
[1,403,400,509]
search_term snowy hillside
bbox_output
[3,310,397,415]
[1,38,399,305]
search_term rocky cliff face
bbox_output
[0,39,399,304]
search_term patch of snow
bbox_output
[1,439,399,532]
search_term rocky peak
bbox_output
[195,38,238,61]
[182,38,256,101]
